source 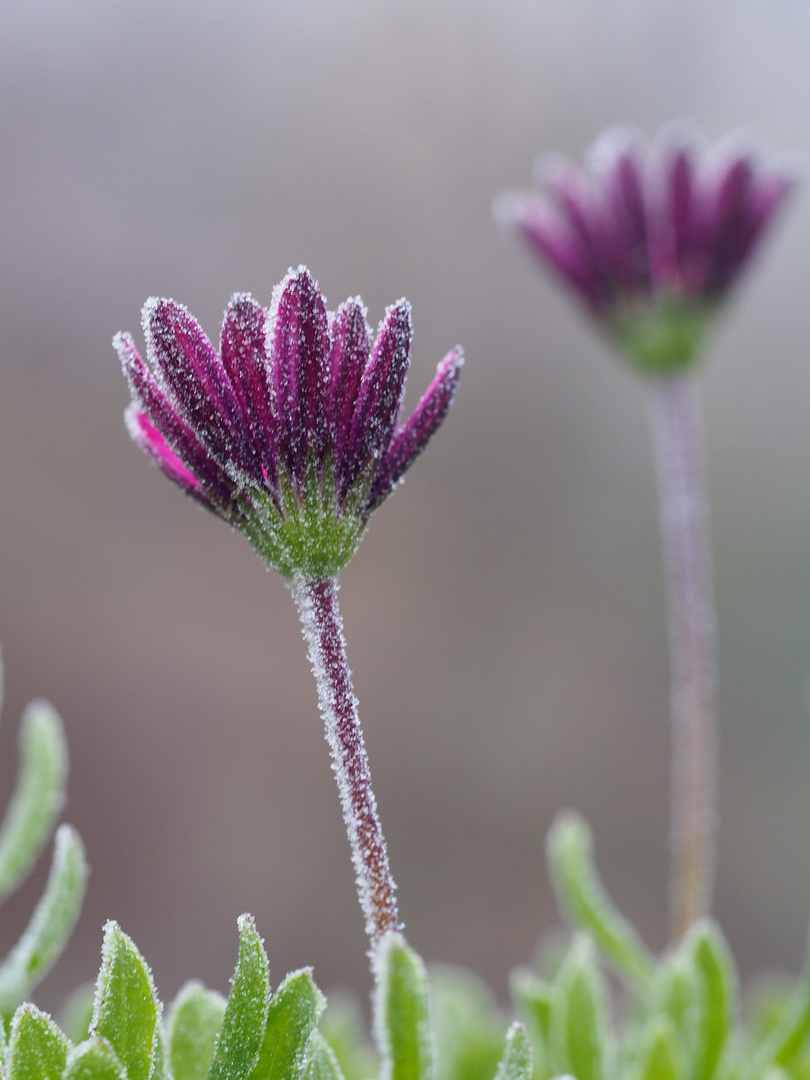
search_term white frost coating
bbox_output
[291,575,400,948]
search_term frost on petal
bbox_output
[125,405,210,505]
[143,298,254,476]
[220,293,278,495]
[342,300,412,497]
[328,299,370,481]
[369,345,464,509]
[268,267,329,488]
[116,332,237,508]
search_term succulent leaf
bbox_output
[167,983,227,1080]
[8,1005,70,1080]
[207,916,270,1080]
[374,934,434,1080]
[247,969,324,1080]
[493,1025,532,1080]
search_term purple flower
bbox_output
[115,266,463,578]
[494,126,794,375]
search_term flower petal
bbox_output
[220,293,278,496]
[369,346,464,509]
[328,298,371,486]
[342,299,412,499]
[269,267,329,488]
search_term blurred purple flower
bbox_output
[495,126,794,374]
[115,266,463,578]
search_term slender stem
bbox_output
[647,376,718,941]
[291,574,401,949]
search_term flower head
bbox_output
[115,266,463,579]
[495,126,794,376]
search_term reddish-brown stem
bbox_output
[647,376,718,941]
[292,574,401,949]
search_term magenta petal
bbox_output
[125,405,208,501]
[220,293,277,495]
[144,298,252,474]
[270,267,329,487]
[328,299,370,478]
[343,300,412,497]
[369,346,464,508]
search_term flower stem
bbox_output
[292,574,401,949]
[647,376,718,941]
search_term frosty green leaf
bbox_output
[550,935,609,1080]
[547,813,655,995]
[91,922,160,1080]
[64,1039,127,1080]
[207,915,269,1080]
[168,983,227,1080]
[247,969,324,1080]
[634,1019,681,1080]
[304,1034,346,1080]
[0,825,88,1017]
[688,922,736,1080]
[510,972,552,1080]
[374,934,434,1080]
[0,701,68,905]
[8,1004,70,1080]
[493,1024,532,1080]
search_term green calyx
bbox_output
[608,296,712,378]
[239,457,370,580]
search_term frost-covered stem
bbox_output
[647,376,718,941]
[292,574,400,950]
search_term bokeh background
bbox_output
[1,0,809,1017]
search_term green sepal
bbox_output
[167,982,227,1080]
[510,971,552,1080]
[247,969,325,1080]
[304,1034,347,1080]
[493,1024,532,1080]
[374,933,434,1080]
[7,1004,70,1080]
[207,915,270,1080]
[549,934,610,1080]
[547,813,655,996]
[633,1018,682,1080]
[90,922,161,1080]
[687,922,737,1080]
[609,296,710,379]
[0,825,88,1018]
[0,701,68,905]
[64,1038,127,1080]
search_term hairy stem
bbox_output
[647,376,718,941]
[292,574,400,949]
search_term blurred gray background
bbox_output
[0,0,809,1015]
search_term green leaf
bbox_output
[0,701,68,904]
[634,1019,681,1080]
[91,922,161,1080]
[207,915,270,1080]
[549,934,609,1080]
[305,1034,346,1080]
[510,971,552,1080]
[374,934,434,1080]
[168,982,227,1080]
[318,995,376,1080]
[430,966,505,1080]
[64,1039,127,1080]
[0,825,88,1017]
[744,927,810,1079]
[8,1004,70,1080]
[688,922,736,1080]
[493,1024,532,1080]
[59,985,95,1046]
[248,969,324,1080]
[547,813,655,996]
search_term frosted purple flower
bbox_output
[495,126,794,375]
[115,266,463,578]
